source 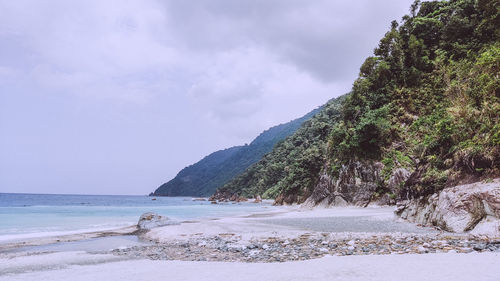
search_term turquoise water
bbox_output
[0,193,276,241]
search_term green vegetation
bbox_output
[215,0,499,203]
[152,107,321,197]
[330,0,499,198]
[216,97,344,202]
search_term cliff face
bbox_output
[302,161,384,208]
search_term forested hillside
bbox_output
[214,0,499,205]
[152,106,321,197]
[215,96,345,200]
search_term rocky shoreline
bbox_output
[109,233,500,263]
[106,204,500,263]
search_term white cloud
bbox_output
[186,46,345,142]
[1,0,179,102]
[0,0,415,194]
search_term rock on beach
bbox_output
[138,212,179,230]
[396,179,500,235]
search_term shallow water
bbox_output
[8,235,148,253]
[261,216,438,233]
[0,193,276,242]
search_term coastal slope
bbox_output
[214,0,499,207]
[152,106,321,197]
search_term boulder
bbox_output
[253,195,262,203]
[137,212,178,230]
[396,179,500,235]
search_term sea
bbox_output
[0,193,276,243]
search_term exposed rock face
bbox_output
[302,169,335,208]
[396,179,500,235]
[137,212,179,230]
[303,161,384,208]
[387,168,411,191]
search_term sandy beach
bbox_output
[1,206,499,280]
[2,251,499,281]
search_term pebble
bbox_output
[417,246,427,253]
[109,234,500,263]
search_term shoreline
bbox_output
[0,225,138,253]
[127,206,499,262]
[0,199,283,252]
[2,205,499,280]
[0,202,289,253]
[3,206,500,255]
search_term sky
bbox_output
[0,0,414,195]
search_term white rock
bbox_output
[249,250,260,256]
[417,246,427,253]
[469,216,500,236]
[319,248,329,253]
[137,212,178,230]
[396,179,500,234]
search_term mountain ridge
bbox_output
[152,106,323,197]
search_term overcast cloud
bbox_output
[0,0,414,195]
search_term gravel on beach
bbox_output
[109,233,500,263]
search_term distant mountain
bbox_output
[152,106,322,197]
